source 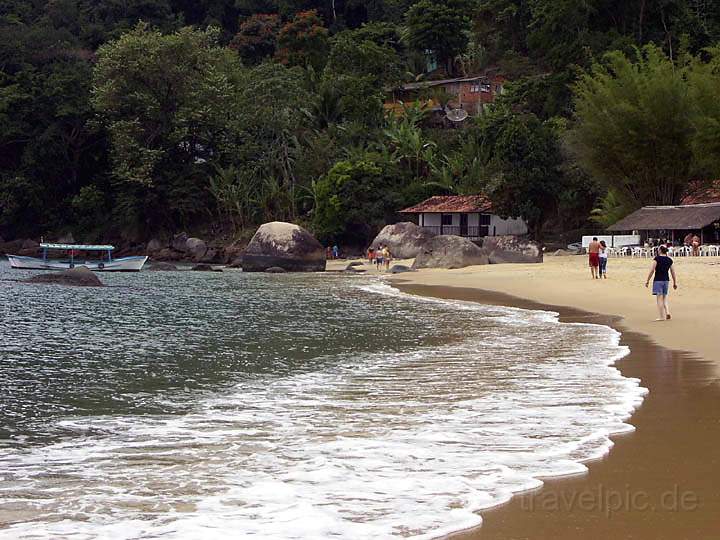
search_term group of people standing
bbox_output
[326,245,340,260]
[587,237,679,321]
[367,245,392,271]
[587,237,609,279]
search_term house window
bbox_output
[480,83,491,93]
[470,84,480,93]
[479,214,491,225]
[441,214,454,226]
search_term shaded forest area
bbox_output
[2,0,720,247]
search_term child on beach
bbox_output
[645,245,678,321]
[598,240,608,279]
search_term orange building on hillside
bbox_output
[385,73,506,119]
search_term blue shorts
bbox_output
[652,281,669,295]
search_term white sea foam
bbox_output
[0,276,647,539]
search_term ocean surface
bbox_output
[0,261,647,539]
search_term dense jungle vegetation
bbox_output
[2,0,720,245]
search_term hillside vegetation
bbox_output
[2,0,720,245]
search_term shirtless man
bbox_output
[588,237,601,279]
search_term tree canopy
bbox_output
[3,0,720,244]
[568,45,718,209]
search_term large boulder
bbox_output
[147,238,165,253]
[389,264,414,274]
[241,222,326,272]
[371,222,437,259]
[23,266,103,287]
[481,236,543,264]
[172,232,189,252]
[185,237,208,261]
[412,235,489,269]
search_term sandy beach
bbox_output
[330,254,720,538]
[387,255,720,373]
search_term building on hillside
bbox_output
[400,195,527,240]
[607,202,720,245]
[384,73,506,119]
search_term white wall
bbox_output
[612,234,641,247]
[419,212,528,236]
[421,213,442,227]
[489,215,528,236]
[419,213,459,227]
[582,235,640,248]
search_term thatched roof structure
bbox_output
[608,203,720,231]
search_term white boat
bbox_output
[7,243,148,272]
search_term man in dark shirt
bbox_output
[645,245,678,320]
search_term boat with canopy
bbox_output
[7,243,148,272]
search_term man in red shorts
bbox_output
[588,237,601,279]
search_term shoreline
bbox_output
[388,280,720,539]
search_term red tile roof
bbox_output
[400,195,493,214]
[681,180,720,205]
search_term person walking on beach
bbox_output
[375,245,384,270]
[645,245,678,321]
[588,237,601,279]
[599,240,608,279]
[383,246,392,271]
[368,247,375,265]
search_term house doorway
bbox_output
[460,214,468,236]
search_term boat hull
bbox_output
[7,255,148,272]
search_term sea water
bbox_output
[0,262,647,539]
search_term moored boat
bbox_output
[7,243,148,272]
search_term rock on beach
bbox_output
[412,235,489,270]
[371,222,437,259]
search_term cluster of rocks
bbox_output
[0,238,41,257]
[144,223,326,273]
[146,233,242,264]
[370,222,542,270]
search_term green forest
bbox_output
[3,0,720,247]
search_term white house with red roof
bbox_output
[400,195,527,240]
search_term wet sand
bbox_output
[393,283,720,540]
